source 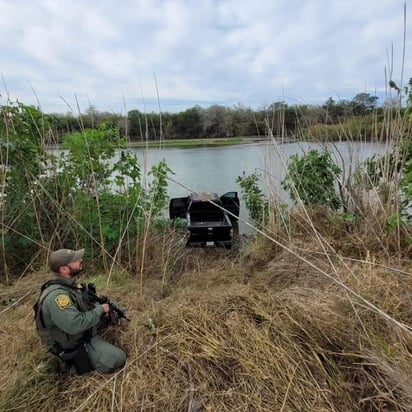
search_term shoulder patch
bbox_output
[55,294,71,309]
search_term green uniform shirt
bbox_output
[41,278,104,348]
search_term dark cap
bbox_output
[49,248,85,273]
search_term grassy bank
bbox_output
[1,231,412,411]
[128,136,268,149]
[1,100,412,411]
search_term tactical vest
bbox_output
[33,279,94,352]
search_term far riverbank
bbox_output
[126,136,296,149]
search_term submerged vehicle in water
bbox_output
[169,191,240,247]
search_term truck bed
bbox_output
[189,211,230,226]
[169,191,240,247]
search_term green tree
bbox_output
[321,98,353,122]
[350,93,379,115]
[173,107,202,138]
[200,105,228,137]
[127,110,143,140]
[229,104,256,136]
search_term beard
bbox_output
[69,267,83,277]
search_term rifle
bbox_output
[82,283,130,324]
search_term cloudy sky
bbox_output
[0,0,410,114]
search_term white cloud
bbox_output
[0,0,410,113]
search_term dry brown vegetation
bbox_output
[1,225,412,411]
[1,95,412,410]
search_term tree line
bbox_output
[36,92,398,143]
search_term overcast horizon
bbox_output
[1,0,411,114]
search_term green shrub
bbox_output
[299,116,384,141]
[237,171,268,225]
[0,103,51,280]
[0,104,172,280]
[281,149,342,210]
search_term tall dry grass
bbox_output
[1,97,412,410]
[1,241,412,411]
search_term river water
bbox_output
[51,140,389,231]
[127,140,389,231]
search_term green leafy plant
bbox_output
[340,212,357,224]
[281,150,342,210]
[0,102,173,280]
[384,213,412,245]
[55,126,172,258]
[385,213,407,234]
[236,171,268,224]
[60,122,125,192]
[0,103,53,280]
[147,159,173,216]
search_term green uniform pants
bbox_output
[86,336,126,373]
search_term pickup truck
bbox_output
[169,191,240,247]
